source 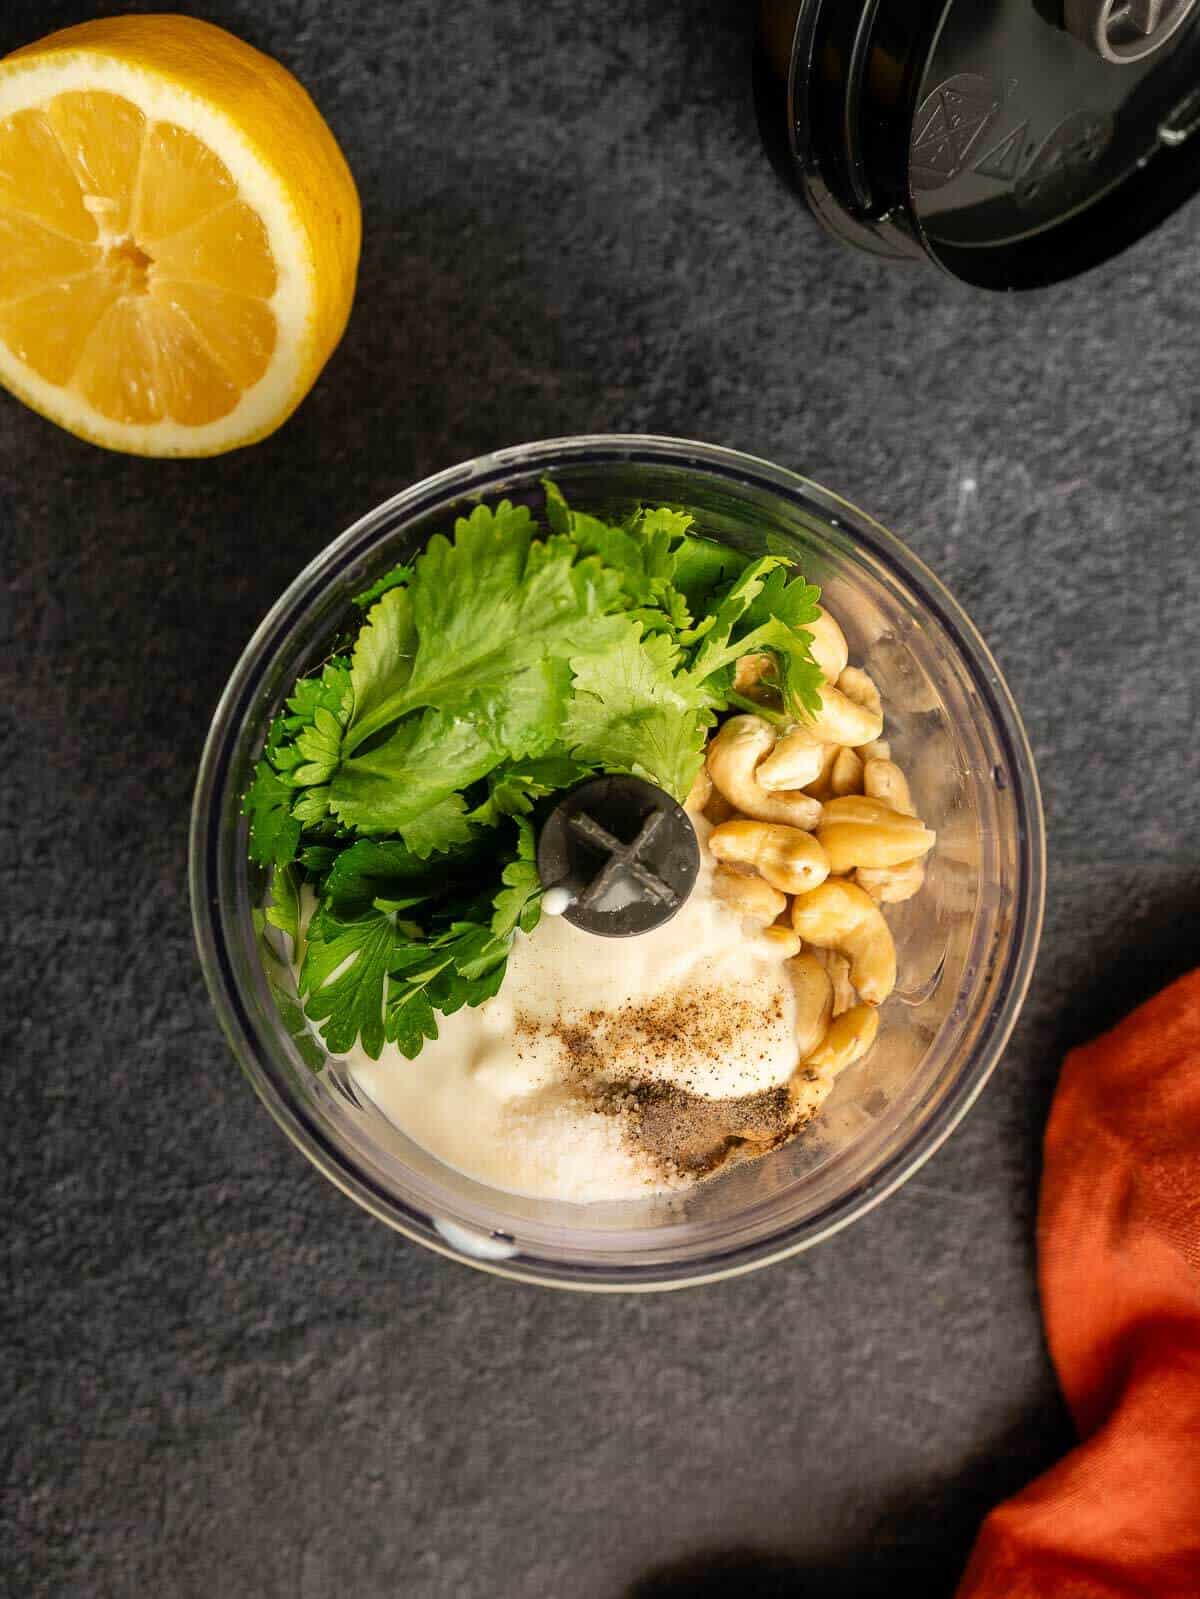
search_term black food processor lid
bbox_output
[755,0,1200,287]
[536,775,700,939]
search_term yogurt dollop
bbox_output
[345,843,802,1202]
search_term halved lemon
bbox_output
[0,15,360,456]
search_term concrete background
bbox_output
[3,2,1199,1595]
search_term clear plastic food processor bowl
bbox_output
[190,436,1044,1290]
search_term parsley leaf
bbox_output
[291,784,334,825]
[300,902,412,1060]
[330,709,499,843]
[299,844,341,878]
[245,760,302,868]
[243,656,354,865]
[491,819,543,938]
[381,947,447,1056]
[397,795,476,858]
[283,659,353,729]
[469,754,595,827]
[290,706,344,787]
[264,861,302,946]
[322,838,451,915]
[381,924,512,1055]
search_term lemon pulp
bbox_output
[0,91,277,427]
[0,15,360,456]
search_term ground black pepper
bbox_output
[513,985,819,1181]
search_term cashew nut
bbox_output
[863,757,915,816]
[806,1004,880,1075]
[707,715,822,831]
[789,952,834,1060]
[709,819,831,896]
[757,726,826,791]
[790,879,897,1005]
[751,924,802,960]
[856,857,926,904]
[837,665,883,722]
[805,607,849,684]
[802,742,840,800]
[732,652,781,709]
[685,766,713,815]
[859,738,891,763]
[816,795,936,875]
[787,1065,835,1123]
[804,681,884,748]
[865,635,937,713]
[712,864,787,923]
[856,761,928,900]
[830,746,865,797]
[704,790,737,826]
[812,947,856,1016]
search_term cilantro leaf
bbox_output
[564,625,712,798]
[669,535,749,616]
[560,508,655,602]
[633,505,696,548]
[349,586,416,741]
[728,616,824,719]
[544,478,572,536]
[684,556,791,682]
[737,566,822,634]
[341,502,625,755]
[682,557,824,718]
[352,562,412,609]
[546,483,698,638]
[488,655,574,759]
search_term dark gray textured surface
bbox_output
[3,2,1199,1595]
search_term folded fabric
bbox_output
[957,969,1200,1598]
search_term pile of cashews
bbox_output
[685,604,936,1114]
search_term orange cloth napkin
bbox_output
[957,969,1200,1598]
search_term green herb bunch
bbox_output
[245,481,823,1061]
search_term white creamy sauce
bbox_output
[317,835,802,1202]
